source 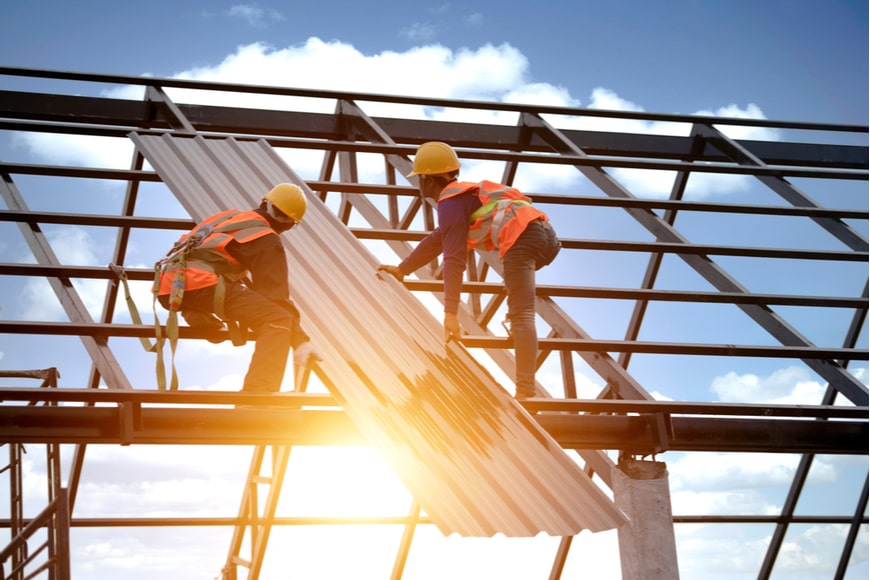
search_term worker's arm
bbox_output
[398,228,444,274]
[378,194,477,341]
[228,234,310,347]
[230,235,289,300]
[437,194,477,315]
[439,194,480,341]
[376,227,444,281]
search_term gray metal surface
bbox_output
[129,132,627,537]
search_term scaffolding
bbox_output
[0,66,867,579]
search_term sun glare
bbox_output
[279,446,413,517]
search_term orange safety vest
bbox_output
[438,180,548,258]
[157,209,275,297]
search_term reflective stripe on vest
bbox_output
[439,180,546,256]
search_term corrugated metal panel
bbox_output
[130,132,627,537]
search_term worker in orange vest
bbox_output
[379,142,560,398]
[156,183,321,393]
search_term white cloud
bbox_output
[711,365,828,405]
[578,88,777,141]
[775,524,869,576]
[668,452,837,494]
[848,366,868,390]
[16,226,108,321]
[448,43,529,99]
[712,363,870,407]
[227,4,285,28]
[401,21,438,42]
[51,226,103,265]
[111,278,156,326]
[535,88,773,200]
[504,82,578,108]
[12,132,133,170]
[590,86,645,114]
[676,522,869,579]
[657,364,852,526]
[657,363,865,577]
[72,446,249,514]
[13,39,774,204]
[464,12,484,26]
[698,102,777,140]
[73,527,228,579]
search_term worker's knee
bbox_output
[256,313,296,342]
[265,320,293,335]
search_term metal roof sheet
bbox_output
[130,132,627,537]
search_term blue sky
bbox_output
[2,0,867,124]
[1,1,868,579]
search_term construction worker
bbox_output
[378,142,560,398]
[156,183,321,393]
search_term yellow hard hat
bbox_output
[406,141,461,177]
[264,183,307,222]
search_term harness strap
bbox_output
[111,263,157,354]
[152,259,184,390]
[110,263,178,390]
[163,309,180,391]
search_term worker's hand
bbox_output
[293,341,323,367]
[444,312,461,343]
[377,264,404,281]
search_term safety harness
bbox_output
[116,210,272,390]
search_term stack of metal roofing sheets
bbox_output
[130,133,627,537]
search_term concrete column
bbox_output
[612,457,680,579]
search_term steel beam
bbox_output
[0,404,863,455]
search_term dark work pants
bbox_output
[501,220,561,396]
[162,283,298,393]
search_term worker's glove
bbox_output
[377,264,404,282]
[293,341,323,367]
